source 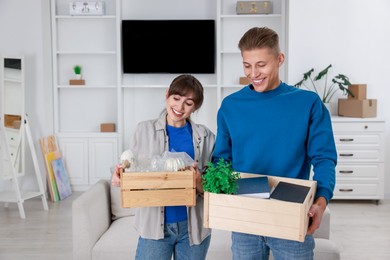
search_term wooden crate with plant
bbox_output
[202,159,317,242]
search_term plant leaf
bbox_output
[294,68,314,88]
[314,64,332,81]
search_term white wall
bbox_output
[288,0,390,198]
[0,0,53,190]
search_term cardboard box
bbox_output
[338,99,377,118]
[69,79,85,85]
[236,1,272,14]
[4,114,22,128]
[239,77,251,85]
[348,84,367,100]
[204,174,317,242]
[100,123,115,132]
[120,170,196,208]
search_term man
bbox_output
[213,27,337,259]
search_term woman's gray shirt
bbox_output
[130,113,215,245]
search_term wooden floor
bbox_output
[0,194,389,260]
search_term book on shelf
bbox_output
[236,176,270,199]
[269,181,310,203]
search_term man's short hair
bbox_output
[238,27,280,55]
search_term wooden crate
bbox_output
[120,170,196,208]
[204,174,317,242]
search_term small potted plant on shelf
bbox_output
[202,158,241,194]
[294,64,354,108]
[73,65,82,79]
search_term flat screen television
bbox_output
[122,20,215,74]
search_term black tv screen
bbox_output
[122,20,215,74]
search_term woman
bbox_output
[113,74,215,260]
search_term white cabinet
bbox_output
[51,0,120,189]
[58,135,117,190]
[331,117,385,201]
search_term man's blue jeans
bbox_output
[232,231,315,260]
[135,220,211,260]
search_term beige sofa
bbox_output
[73,180,340,260]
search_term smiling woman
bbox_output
[165,75,203,128]
[111,74,216,260]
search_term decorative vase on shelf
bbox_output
[75,74,81,80]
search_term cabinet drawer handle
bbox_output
[339,153,354,157]
[339,170,353,174]
[339,188,353,192]
[339,138,354,142]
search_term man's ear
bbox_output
[278,53,285,66]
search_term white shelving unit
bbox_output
[50,0,288,190]
[51,0,121,190]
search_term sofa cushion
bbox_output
[110,181,135,220]
[313,238,340,260]
[93,216,138,260]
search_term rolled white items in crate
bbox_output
[121,151,194,173]
[120,149,134,170]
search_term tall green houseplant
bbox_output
[294,64,354,103]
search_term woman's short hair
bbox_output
[167,74,204,110]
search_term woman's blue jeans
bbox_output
[135,220,210,260]
[232,231,315,260]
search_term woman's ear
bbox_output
[165,89,169,99]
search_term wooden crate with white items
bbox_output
[120,169,196,208]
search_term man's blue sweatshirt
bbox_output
[213,82,337,202]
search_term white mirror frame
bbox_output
[0,55,25,179]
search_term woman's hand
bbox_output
[193,162,204,194]
[111,164,122,187]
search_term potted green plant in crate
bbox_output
[294,64,354,114]
[202,159,241,194]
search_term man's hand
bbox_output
[306,196,327,235]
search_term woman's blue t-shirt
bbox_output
[165,121,194,223]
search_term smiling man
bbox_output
[212,27,337,260]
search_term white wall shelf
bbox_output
[50,0,287,190]
[56,51,116,55]
[220,14,283,18]
[55,15,116,19]
[51,0,120,190]
[57,85,117,89]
